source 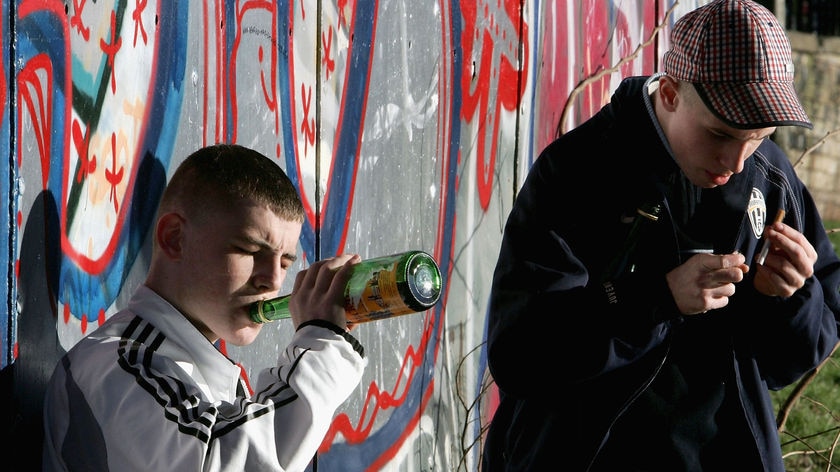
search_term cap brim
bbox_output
[694,81,813,130]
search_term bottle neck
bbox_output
[250,294,292,323]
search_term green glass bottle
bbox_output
[250,250,443,324]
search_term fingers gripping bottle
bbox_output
[250,250,443,324]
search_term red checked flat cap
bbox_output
[663,0,812,129]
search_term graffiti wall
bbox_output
[1,0,703,470]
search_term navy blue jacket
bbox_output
[482,76,840,471]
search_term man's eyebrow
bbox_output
[238,235,298,262]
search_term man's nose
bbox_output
[254,256,285,291]
[719,142,752,174]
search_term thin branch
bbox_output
[557,2,680,136]
[793,128,840,169]
[778,341,840,431]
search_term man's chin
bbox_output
[228,325,262,347]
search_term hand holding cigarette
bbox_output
[757,209,785,265]
[752,208,818,298]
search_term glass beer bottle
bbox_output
[250,250,442,324]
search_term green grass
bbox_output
[771,220,840,471]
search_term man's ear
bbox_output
[155,212,185,259]
[657,75,680,112]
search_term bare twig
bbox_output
[456,340,494,471]
[556,2,680,136]
[777,342,840,431]
[792,128,840,169]
[828,425,840,472]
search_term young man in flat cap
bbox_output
[482,1,840,470]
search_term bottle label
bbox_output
[346,263,414,323]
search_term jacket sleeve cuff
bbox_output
[298,319,365,358]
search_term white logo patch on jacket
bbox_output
[748,188,768,239]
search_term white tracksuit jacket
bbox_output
[42,285,366,471]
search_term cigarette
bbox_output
[757,209,785,265]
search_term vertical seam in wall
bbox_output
[512,0,525,200]
[314,0,322,261]
[6,0,17,365]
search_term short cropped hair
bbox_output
[675,79,703,109]
[158,143,305,224]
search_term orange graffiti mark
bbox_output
[258,45,277,113]
[322,26,335,81]
[71,118,96,183]
[132,0,149,47]
[460,0,529,211]
[71,0,90,41]
[320,311,437,449]
[105,132,124,214]
[100,9,123,93]
[336,0,349,29]
[300,83,315,155]
[17,54,53,189]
